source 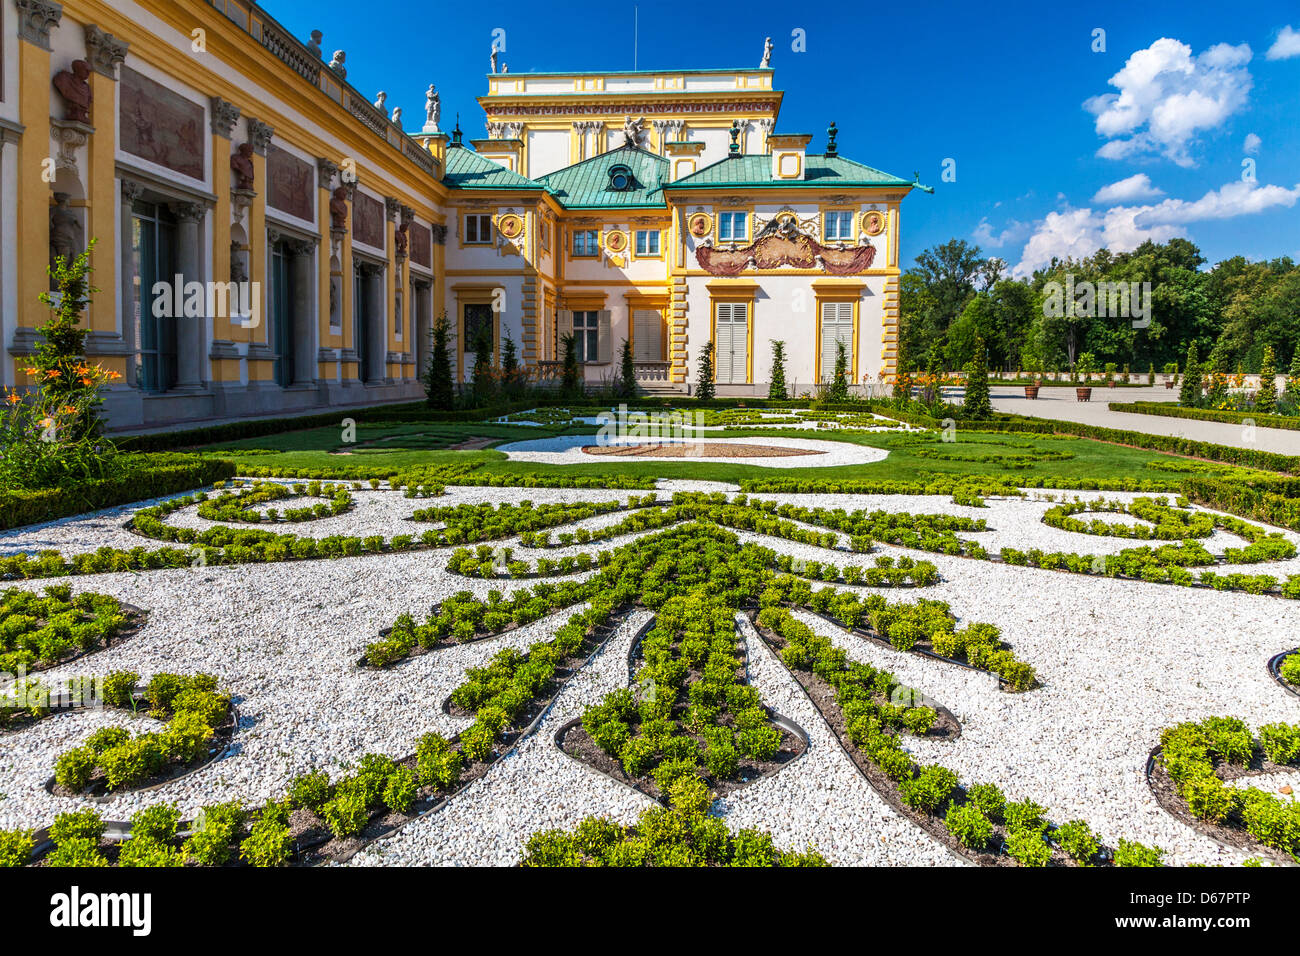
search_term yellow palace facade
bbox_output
[2,0,924,431]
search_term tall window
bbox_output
[464,214,492,244]
[574,311,599,362]
[572,229,599,257]
[824,211,854,241]
[718,211,748,241]
[130,201,178,392]
[270,241,294,388]
[635,229,660,256]
[464,302,494,356]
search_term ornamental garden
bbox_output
[3,256,1300,869]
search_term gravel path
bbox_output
[493,435,891,468]
[2,479,1298,865]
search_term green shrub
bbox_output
[965,783,1006,823]
[130,803,181,843]
[54,746,96,792]
[240,817,292,867]
[898,764,958,814]
[287,770,332,810]
[322,782,371,838]
[1258,723,1300,765]
[118,837,184,868]
[49,808,105,845]
[1054,820,1099,864]
[45,837,108,867]
[944,803,993,850]
[1005,827,1052,866]
[0,829,35,867]
[1004,799,1047,833]
[383,765,419,814]
[1113,839,1164,867]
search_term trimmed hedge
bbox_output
[0,455,236,531]
[1114,401,1300,432]
[1183,475,1300,533]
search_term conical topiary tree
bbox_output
[768,339,788,400]
[1256,345,1277,414]
[618,335,639,400]
[826,339,849,402]
[962,335,991,420]
[560,333,582,400]
[423,311,455,409]
[1287,346,1300,400]
[1179,342,1201,407]
[695,341,715,400]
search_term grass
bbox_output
[182,416,1265,488]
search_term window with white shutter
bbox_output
[714,301,749,384]
[819,301,854,382]
[634,310,664,362]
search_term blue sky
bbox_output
[272,0,1300,274]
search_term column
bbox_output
[169,200,207,389]
[245,118,274,380]
[83,26,128,358]
[16,1,60,352]
[384,196,400,382]
[316,157,338,381]
[289,239,317,384]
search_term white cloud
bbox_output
[1084,37,1253,166]
[1135,180,1300,224]
[1266,25,1300,60]
[1009,180,1300,277]
[1244,132,1262,154]
[1092,173,1165,203]
[972,217,1031,248]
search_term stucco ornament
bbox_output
[862,209,887,236]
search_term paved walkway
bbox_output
[990,384,1300,456]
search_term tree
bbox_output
[1178,342,1201,407]
[826,339,849,402]
[1256,345,1277,414]
[422,312,455,410]
[1287,345,1300,400]
[618,337,637,400]
[962,334,991,420]
[470,329,496,407]
[500,334,520,398]
[560,333,582,399]
[695,341,715,400]
[768,339,788,400]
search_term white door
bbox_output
[715,302,749,384]
[819,301,853,382]
[633,309,663,362]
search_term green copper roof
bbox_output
[441,145,542,190]
[668,154,914,189]
[535,145,669,208]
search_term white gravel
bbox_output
[2,477,1298,866]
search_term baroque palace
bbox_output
[2,0,926,430]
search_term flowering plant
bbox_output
[0,240,121,489]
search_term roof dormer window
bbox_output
[608,164,634,191]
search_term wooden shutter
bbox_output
[820,301,853,382]
[715,302,748,384]
[634,310,663,362]
[597,310,612,363]
[557,309,574,351]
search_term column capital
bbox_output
[83,24,129,78]
[316,157,339,189]
[210,97,241,138]
[384,196,401,222]
[168,200,207,223]
[121,179,146,203]
[246,118,274,155]
[16,0,62,51]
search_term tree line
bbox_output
[899,238,1300,377]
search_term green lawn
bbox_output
[190,418,1258,488]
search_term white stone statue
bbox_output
[424,84,441,132]
[760,37,773,68]
[490,48,498,74]
[391,106,402,128]
[374,91,387,110]
[329,50,346,78]
[622,115,646,147]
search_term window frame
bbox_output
[823,209,856,242]
[571,228,600,258]
[717,210,749,243]
[464,213,493,245]
[633,228,661,258]
[573,309,600,363]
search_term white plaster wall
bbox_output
[526,128,570,178]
